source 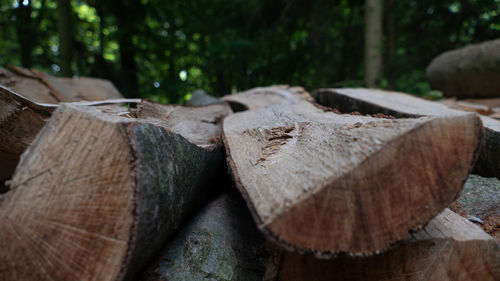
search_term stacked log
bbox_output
[1,83,499,281]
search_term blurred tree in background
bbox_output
[0,0,498,102]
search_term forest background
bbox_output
[0,0,499,103]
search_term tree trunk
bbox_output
[312,88,500,179]
[385,0,396,90]
[138,191,281,281]
[364,0,383,87]
[426,39,500,99]
[0,100,231,281]
[57,0,73,77]
[223,99,481,255]
[15,0,34,68]
[279,209,500,281]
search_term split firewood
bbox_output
[223,101,481,255]
[221,85,313,111]
[0,101,231,281]
[426,38,500,99]
[1,64,124,103]
[139,191,281,281]
[450,175,500,242]
[0,86,139,185]
[313,88,500,179]
[279,209,500,281]
[0,66,57,103]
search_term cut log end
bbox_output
[0,102,228,281]
[279,210,500,281]
[224,101,482,255]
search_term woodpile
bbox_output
[1,71,499,280]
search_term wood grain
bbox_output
[313,88,500,178]
[279,209,500,281]
[0,102,230,281]
[223,101,481,254]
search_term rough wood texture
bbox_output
[451,175,500,242]
[0,86,139,185]
[1,65,124,103]
[313,88,500,178]
[139,191,280,281]
[0,102,229,281]
[136,100,232,148]
[221,86,313,111]
[0,86,54,182]
[426,39,500,99]
[31,68,124,101]
[223,101,481,255]
[279,209,500,281]
[0,66,57,103]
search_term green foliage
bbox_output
[0,0,498,102]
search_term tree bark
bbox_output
[312,88,500,179]
[223,100,481,255]
[364,0,383,87]
[426,39,500,99]
[451,175,500,242]
[15,0,34,68]
[279,209,500,281]
[138,191,281,281]
[0,101,231,280]
[57,0,73,77]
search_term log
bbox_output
[426,39,500,99]
[31,68,124,101]
[138,191,280,281]
[0,101,231,280]
[222,101,481,255]
[186,89,222,106]
[0,66,57,103]
[0,86,139,185]
[313,88,500,178]
[279,209,500,281]
[1,65,124,103]
[221,85,313,111]
[0,86,55,183]
[451,175,500,242]
[136,100,232,148]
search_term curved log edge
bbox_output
[0,102,231,281]
[279,209,500,281]
[223,100,482,256]
[313,88,500,179]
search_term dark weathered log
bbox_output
[138,191,281,281]
[223,100,481,255]
[0,101,231,281]
[313,88,500,179]
[426,39,500,99]
[0,86,139,185]
[279,209,500,281]
[221,86,313,111]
